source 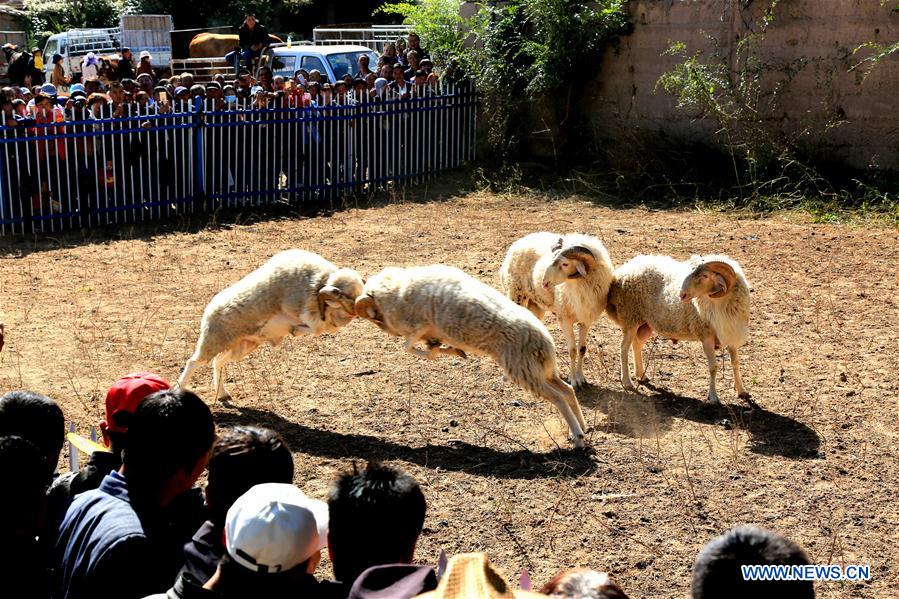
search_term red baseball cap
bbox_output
[103,372,170,434]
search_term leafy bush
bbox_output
[25,0,120,44]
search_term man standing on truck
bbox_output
[225,13,270,77]
[116,47,136,81]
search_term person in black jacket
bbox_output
[179,426,294,585]
[225,14,270,77]
[116,47,136,81]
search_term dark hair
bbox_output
[206,426,293,525]
[0,436,49,540]
[0,391,64,475]
[123,389,214,493]
[217,551,308,595]
[327,461,426,583]
[692,526,815,599]
[542,569,629,599]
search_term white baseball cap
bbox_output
[224,483,329,574]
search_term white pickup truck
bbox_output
[43,14,173,79]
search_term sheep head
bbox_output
[541,244,596,289]
[318,268,364,326]
[354,293,390,333]
[680,260,737,302]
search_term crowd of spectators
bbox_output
[0,372,818,599]
[0,30,471,231]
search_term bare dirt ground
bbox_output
[0,187,896,598]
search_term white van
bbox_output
[43,14,173,79]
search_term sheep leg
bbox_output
[702,335,720,404]
[537,378,586,448]
[403,335,433,360]
[728,347,751,399]
[620,327,638,392]
[548,375,588,434]
[212,339,260,402]
[632,336,648,384]
[177,353,204,390]
[560,317,584,388]
[632,323,652,384]
[576,323,589,386]
[212,353,231,402]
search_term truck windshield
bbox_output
[326,51,378,80]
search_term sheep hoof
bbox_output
[622,383,638,393]
[571,435,586,449]
[738,391,752,400]
[707,392,721,404]
[637,375,649,385]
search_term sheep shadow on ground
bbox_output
[215,406,598,480]
[577,385,821,460]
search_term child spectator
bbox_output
[53,389,214,599]
[327,461,427,588]
[180,426,294,584]
[0,390,65,479]
[0,436,53,598]
[542,569,629,599]
[691,526,815,598]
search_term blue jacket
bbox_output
[54,471,204,599]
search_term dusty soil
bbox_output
[0,188,896,598]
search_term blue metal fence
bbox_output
[0,83,477,235]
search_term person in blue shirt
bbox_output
[53,389,214,599]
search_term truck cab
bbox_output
[258,44,378,84]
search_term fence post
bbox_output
[192,95,206,208]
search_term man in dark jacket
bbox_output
[225,13,270,77]
[116,47,136,81]
[53,389,214,599]
[46,372,171,530]
[179,426,294,585]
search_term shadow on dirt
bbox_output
[578,384,822,460]
[216,406,598,480]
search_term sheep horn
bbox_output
[561,245,595,262]
[703,261,737,298]
[318,285,356,320]
[354,295,382,325]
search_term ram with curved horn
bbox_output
[499,232,615,387]
[606,254,752,403]
[178,249,363,401]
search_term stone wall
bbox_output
[584,0,899,171]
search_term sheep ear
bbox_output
[575,259,588,278]
[551,237,564,252]
[704,261,737,297]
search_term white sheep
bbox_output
[605,254,751,403]
[499,232,614,387]
[178,249,363,401]
[354,264,589,447]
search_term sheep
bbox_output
[354,264,589,448]
[499,232,614,387]
[178,249,363,401]
[605,254,751,403]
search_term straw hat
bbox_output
[414,553,546,599]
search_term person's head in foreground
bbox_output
[414,553,545,599]
[123,388,214,508]
[0,390,64,478]
[101,371,170,454]
[208,482,328,596]
[542,569,629,599]
[327,461,427,584]
[206,425,294,526]
[0,435,49,545]
[692,526,815,599]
